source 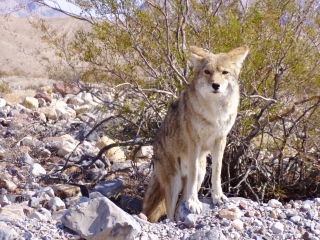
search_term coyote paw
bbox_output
[212,192,228,206]
[186,197,202,214]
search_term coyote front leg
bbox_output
[211,137,228,205]
[185,145,202,214]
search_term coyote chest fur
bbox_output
[143,45,249,222]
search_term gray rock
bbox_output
[20,152,34,165]
[76,129,99,142]
[28,197,40,208]
[89,191,105,199]
[302,204,311,212]
[112,162,132,172]
[92,179,124,199]
[184,214,198,227]
[177,201,192,222]
[285,209,299,218]
[187,229,227,240]
[61,197,141,240]
[0,222,18,240]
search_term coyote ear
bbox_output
[189,46,209,68]
[228,45,249,67]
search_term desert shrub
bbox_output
[35,0,320,202]
[0,81,12,94]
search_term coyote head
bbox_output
[189,46,249,98]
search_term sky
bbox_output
[43,0,82,15]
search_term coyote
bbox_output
[142,45,249,222]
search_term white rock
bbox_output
[136,146,153,158]
[29,208,52,221]
[290,215,301,223]
[24,97,39,109]
[0,195,11,206]
[0,98,6,108]
[40,186,55,197]
[75,104,91,115]
[253,219,263,226]
[38,192,51,204]
[29,163,46,176]
[271,222,284,234]
[48,197,66,211]
[60,134,77,144]
[231,219,244,231]
[268,199,282,208]
[39,107,58,120]
[79,91,93,102]
[57,142,76,157]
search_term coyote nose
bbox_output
[212,83,220,91]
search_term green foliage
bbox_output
[37,0,320,202]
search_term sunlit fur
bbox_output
[142,45,249,222]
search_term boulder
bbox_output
[61,197,141,240]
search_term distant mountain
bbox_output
[0,0,65,18]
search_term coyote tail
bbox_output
[142,174,166,223]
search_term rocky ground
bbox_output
[0,80,319,240]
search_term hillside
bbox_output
[0,15,91,79]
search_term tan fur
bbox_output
[142,45,249,222]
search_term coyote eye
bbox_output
[222,71,229,75]
[204,70,210,75]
